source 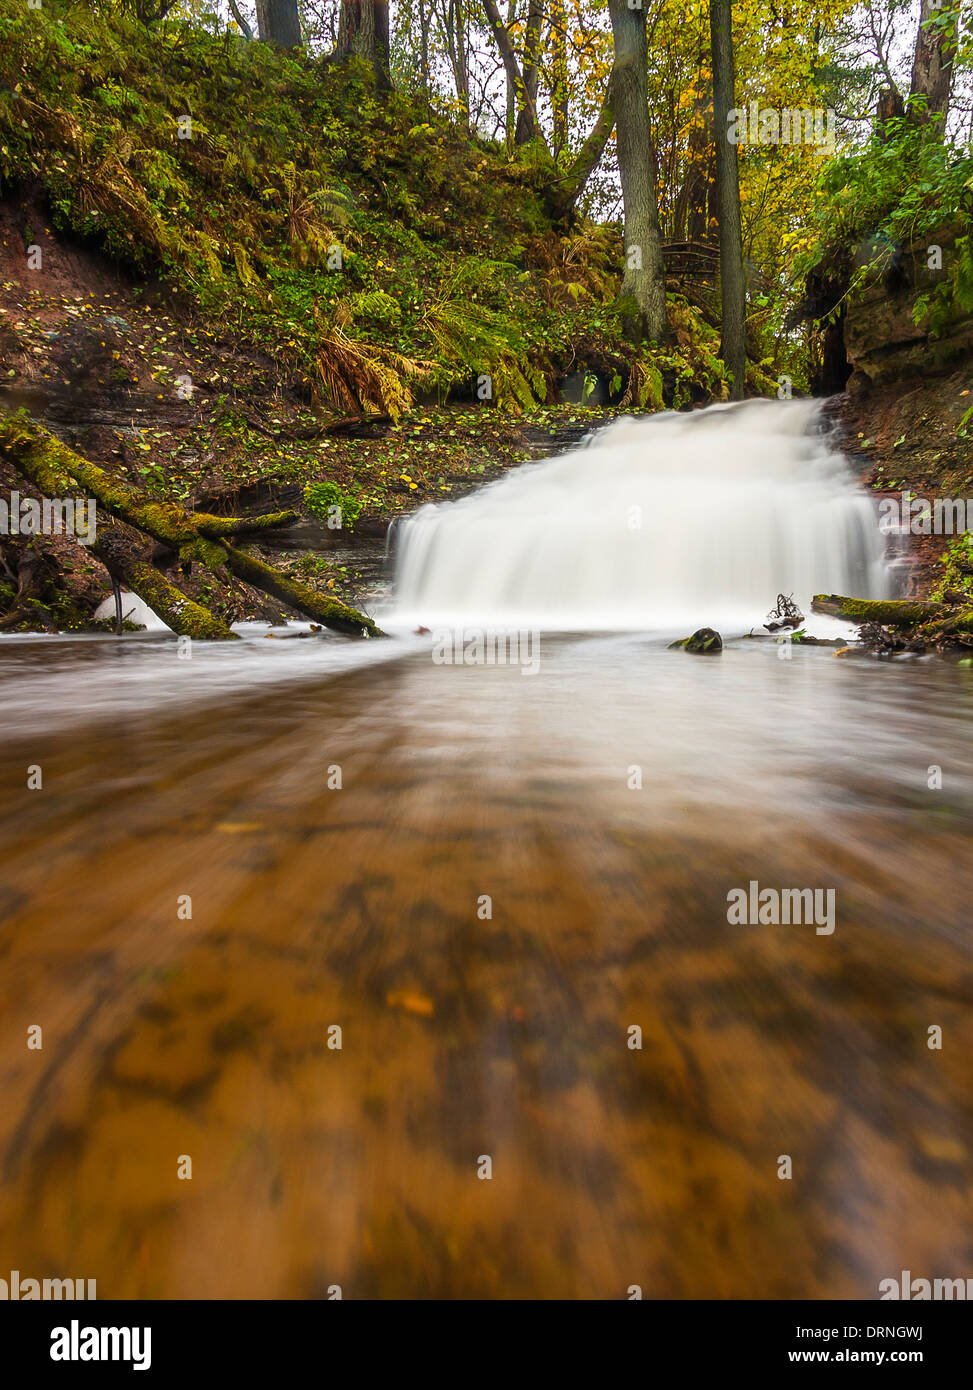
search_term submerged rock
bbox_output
[670,627,723,654]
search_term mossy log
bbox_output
[222,544,383,637]
[916,606,973,640]
[812,593,973,648]
[195,511,300,537]
[811,595,947,626]
[0,412,384,638]
[92,527,237,641]
[0,414,297,544]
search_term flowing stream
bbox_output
[0,400,970,1298]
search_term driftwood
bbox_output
[0,412,385,640]
[764,591,804,633]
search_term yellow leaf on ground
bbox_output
[386,989,434,1017]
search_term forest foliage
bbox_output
[0,0,970,412]
[0,0,731,413]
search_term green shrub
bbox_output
[303,480,363,531]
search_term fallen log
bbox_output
[811,595,946,626]
[0,412,384,638]
[0,414,298,544]
[196,511,299,537]
[92,526,238,641]
[812,593,973,650]
[221,544,383,637]
[916,606,973,640]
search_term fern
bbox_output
[314,321,435,420]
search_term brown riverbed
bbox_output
[0,629,971,1298]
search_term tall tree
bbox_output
[439,0,471,130]
[254,0,301,47]
[515,0,546,144]
[504,0,517,147]
[482,0,541,144]
[709,0,746,398]
[338,1,393,92]
[908,0,957,127]
[607,0,666,343]
[549,0,569,157]
[415,0,432,91]
[550,75,615,221]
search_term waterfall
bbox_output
[388,398,890,631]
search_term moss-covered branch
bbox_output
[0,412,384,638]
[811,595,946,626]
[916,606,973,640]
[812,593,973,650]
[0,414,298,541]
[92,528,237,641]
[222,544,383,637]
[197,510,299,537]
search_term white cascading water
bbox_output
[388,398,890,631]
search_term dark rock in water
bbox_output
[670,627,723,654]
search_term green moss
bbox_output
[224,545,384,638]
[812,595,941,626]
[178,537,228,571]
[917,606,973,640]
[303,480,363,531]
[129,562,238,640]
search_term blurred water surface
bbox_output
[0,628,970,1297]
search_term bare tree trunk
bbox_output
[908,0,957,127]
[443,0,471,130]
[338,0,393,92]
[228,0,254,40]
[607,0,667,343]
[483,0,541,144]
[419,0,431,91]
[505,0,517,149]
[515,0,545,145]
[709,0,746,398]
[549,0,569,157]
[684,91,713,243]
[455,0,470,130]
[876,85,904,140]
[255,0,301,47]
[551,74,615,220]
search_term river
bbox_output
[0,400,970,1298]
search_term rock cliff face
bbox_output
[843,227,971,391]
[834,230,973,603]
